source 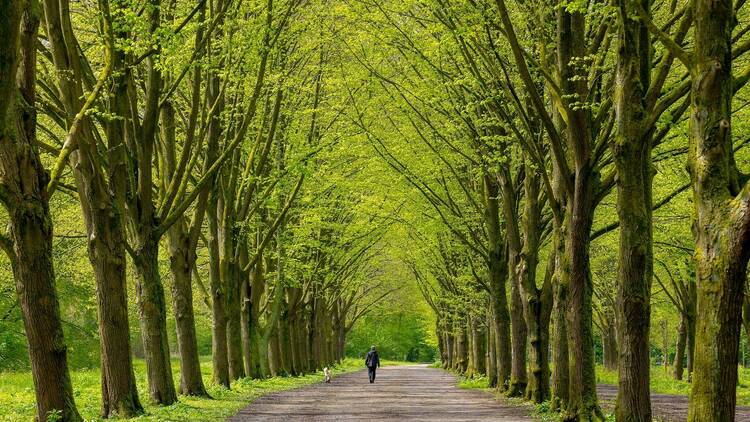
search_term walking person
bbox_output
[365,345,380,383]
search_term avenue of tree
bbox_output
[1,0,750,421]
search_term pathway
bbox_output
[230,364,532,421]
[230,365,750,421]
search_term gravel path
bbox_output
[230,364,532,421]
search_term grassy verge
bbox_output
[596,364,750,406]
[0,357,368,421]
[452,364,750,421]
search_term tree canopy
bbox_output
[2,0,750,421]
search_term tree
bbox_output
[0,2,81,420]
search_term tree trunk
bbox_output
[166,223,208,396]
[133,237,177,405]
[555,0,603,417]
[563,171,601,420]
[208,192,230,387]
[484,174,512,389]
[602,319,618,372]
[508,252,528,397]
[687,0,750,418]
[549,218,569,411]
[674,315,687,380]
[486,308,497,386]
[686,281,696,381]
[524,245,554,403]
[240,250,253,377]
[613,0,654,419]
[0,8,81,420]
[221,220,245,380]
[41,0,143,416]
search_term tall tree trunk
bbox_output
[41,0,143,416]
[524,238,554,403]
[166,222,208,396]
[498,166,527,396]
[508,253,528,396]
[550,201,570,411]
[613,0,654,419]
[563,169,601,420]
[486,307,497,386]
[221,215,245,380]
[124,2,177,404]
[687,0,750,417]
[602,319,619,371]
[674,315,687,380]
[240,244,253,377]
[558,6,602,418]
[484,174,512,389]
[208,191,229,387]
[0,7,81,420]
[132,238,177,405]
[686,281,696,381]
[249,257,266,378]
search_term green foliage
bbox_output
[346,311,436,362]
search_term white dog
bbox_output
[323,367,331,383]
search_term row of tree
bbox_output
[336,0,750,421]
[0,0,394,420]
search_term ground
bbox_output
[232,365,750,422]
[231,364,532,421]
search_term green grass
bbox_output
[451,364,750,421]
[0,357,369,421]
[451,365,750,420]
[595,364,750,406]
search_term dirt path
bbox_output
[230,365,750,421]
[229,364,532,421]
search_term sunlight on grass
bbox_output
[596,364,750,406]
[450,364,750,420]
[0,357,369,421]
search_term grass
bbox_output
[452,364,750,421]
[0,357,372,421]
[596,364,750,406]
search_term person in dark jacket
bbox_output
[365,345,380,383]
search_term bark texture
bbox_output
[687,0,750,418]
[0,5,81,420]
[613,0,654,419]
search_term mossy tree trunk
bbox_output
[557,6,603,419]
[674,316,687,380]
[122,2,177,403]
[484,173,512,389]
[486,307,498,387]
[686,0,750,417]
[601,318,619,372]
[0,5,81,420]
[41,0,143,416]
[550,159,570,412]
[612,0,654,419]
[160,2,209,396]
[208,189,230,387]
[132,237,177,405]
[519,165,553,403]
[498,166,531,397]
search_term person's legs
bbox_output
[368,367,375,383]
